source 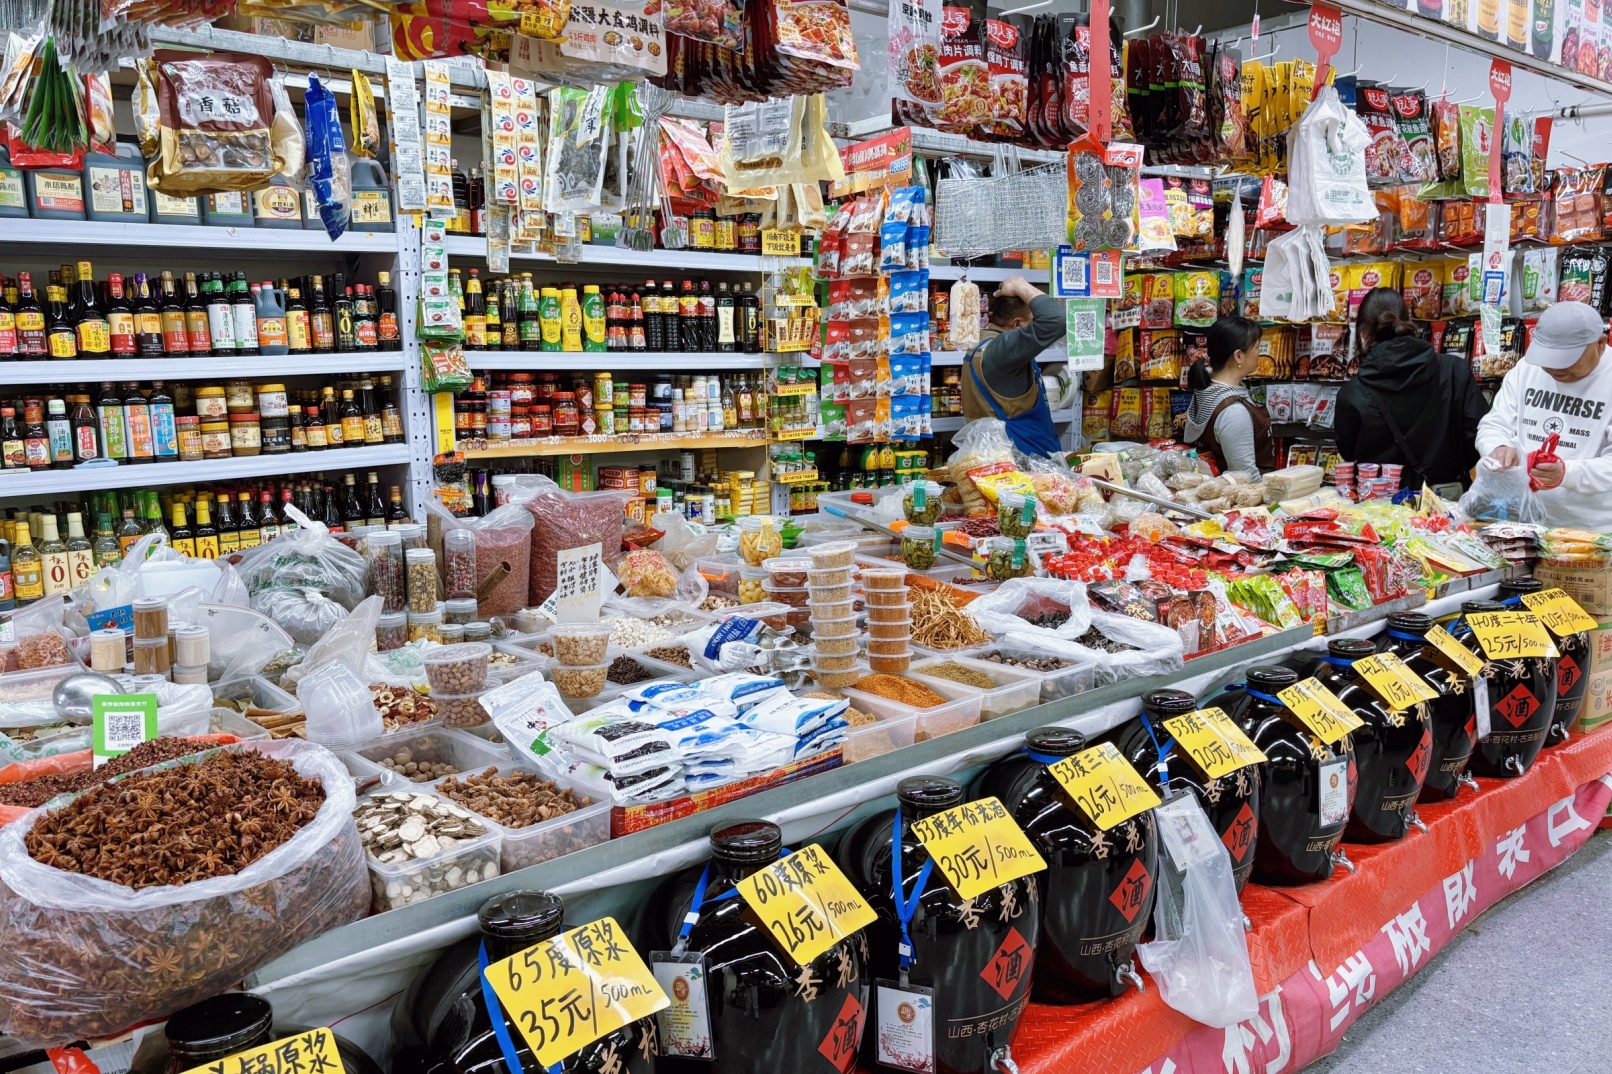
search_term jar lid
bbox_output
[1141,689,1196,717]
[1246,665,1298,690]
[200,421,230,430]
[165,993,274,1060]
[408,608,443,623]
[1462,600,1506,613]
[896,775,963,813]
[405,548,435,562]
[377,611,407,625]
[196,386,225,395]
[478,890,565,945]
[1387,613,1432,635]
[368,529,400,547]
[1498,579,1544,597]
[257,383,285,392]
[711,819,782,864]
[1328,638,1376,660]
[903,525,935,540]
[1023,726,1087,758]
[554,391,575,401]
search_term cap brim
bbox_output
[1523,342,1585,369]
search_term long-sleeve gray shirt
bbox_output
[978,294,1067,400]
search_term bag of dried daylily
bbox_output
[0,739,367,1044]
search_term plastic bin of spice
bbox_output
[760,580,808,608]
[839,681,982,742]
[347,726,510,786]
[437,763,611,871]
[979,643,1097,702]
[212,674,302,721]
[842,708,919,762]
[865,602,913,624]
[807,581,854,604]
[858,565,908,590]
[809,655,863,689]
[204,705,273,741]
[909,656,1044,720]
[811,611,861,639]
[359,787,503,913]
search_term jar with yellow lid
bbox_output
[195,386,228,421]
[228,412,261,456]
[200,420,232,459]
[256,383,289,419]
[224,380,256,414]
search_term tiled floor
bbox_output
[1306,830,1612,1073]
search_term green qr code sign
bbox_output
[92,694,159,768]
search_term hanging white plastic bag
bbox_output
[280,595,384,690]
[1137,793,1258,1028]
[1457,457,1547,524]
[1286,84,1374,226]
[963,578,1094,644]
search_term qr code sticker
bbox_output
[1072,309,1100,341]
[1094,259,1116,286]
[103,713,146,751]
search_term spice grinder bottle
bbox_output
[1228,665,1357,885]
[1499,578,1581,748]
[837,776,1039,1072]
[651,820,867,1074]
[974,730,1154,1004]
[1377,613,1478,802]
[1451,599,1553,777]
[1311,638,1432,844]
[1107,689,1262,894]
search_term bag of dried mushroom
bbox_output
[138,51,292,197]
[0,740,368,1044]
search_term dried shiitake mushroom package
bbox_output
[147,51,290,196]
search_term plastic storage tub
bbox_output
[212,674,303,718]
[346,726,510,785]
[973,641,1099,703]
[910,656,1044,720]
[840,680,983,742]
[433,763,611,871]
[360,788,502,912]
[841,709,919,762]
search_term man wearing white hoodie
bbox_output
[1475,300,1612,532]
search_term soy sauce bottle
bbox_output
[1310,638,1432,844]
[652,821,866,1074]
[1499,578,1580,748]
[1376,613,1477,803]
[1108,690,1262,894]
[1226,666,1357,886]
[1451,599,1552,777]
[410,890,657,1074]
[975,730,1152,1004]
[837,777,1039,1071]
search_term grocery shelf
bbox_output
[0,443,412,497]
[464,431,769,459]
[443,236,771,273]
[0,353,411,384]
[468,351,766,372]
[0,220,400,255]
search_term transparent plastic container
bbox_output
[551,662,610,698]
[695,557,743,598]
[298,660,382,748]
[433,687,492,728]
[901,526,938,570]
[975,641,1098,703]
[911,655,1043,720]
[761,580,808,608]
[738,564,770,604]
[859,565,909,591]
[434,763,612,872]
[443,597,480,625]
[807,582,853,604]
[864,588,911,607]
[866,637,911,656]
[487,643,552,683]
[439,623,465,645]
[406,547,439,613]
[840,681,982,742]
[866,617,912,640]
[868,652,913,673]
[808,599,855,621]
[367,530,405,614]
[725,602,792,632]
[464,622,492,643]
[205,705,272,741]
[360,789,502,912]
[807,566,853,588]
[842,709,919,762]
[807,540,858,569]
[761,556,812,587]
[407,607,444,644]
[348,726,510,784]
[812,612,860,638]
[911,640,989,661]
[866,602,913,624]
[422,642,493,693]
[376,611,408,651]
[810,657,862,689]
[443,528,478,600]
[549,623,611,665]
[814,634,860,657]
[212,674,301,719]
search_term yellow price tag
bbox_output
[1521,588,1600,636]
[761,228,803,256]
[1425,624,1486,677]
[736,844,878,966]
[178,1028,342,1074]
[1352,652,1438,711]
[1277,678,1365,743]
[1047,742,1162,831]
[1463,611,1559,660]
[910,796,1047,901]
[1162,707,1268,779]
[483,916,669,1069]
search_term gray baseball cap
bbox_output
[1525,301,1607,369]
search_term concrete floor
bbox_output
[1306,829,1612,1074]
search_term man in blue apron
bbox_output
[960,275,1067,460]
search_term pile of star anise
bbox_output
[0,738,221,808]
[24,750,326,889]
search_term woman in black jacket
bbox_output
[1334,288,1489,493]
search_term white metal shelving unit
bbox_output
[3,220,401,254]
[0,444,412,497]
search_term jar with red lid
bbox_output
[536,372,557,403]
[553,392,579,437]
[533,403,554,437]
[511,406,532,439]
[510,373,535,407]
[629,382,647,408]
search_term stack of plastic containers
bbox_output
[547,623,611,700]
[861,567,912,673]
[805,541,867,688]
[422,642,494,727]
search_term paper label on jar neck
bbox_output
[651,952,715,1060]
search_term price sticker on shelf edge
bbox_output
[1352,652,1438,712]
[761,229,802,257]
[1048,742,1162,831]
[910,796,1047,900]
[1162,708,1268,780]
[92,693,157,769]
[1521,589,1600,637]
[1277,678,1364,743]
[483,916,669,1069]
[1426,624,1487,677]
[1463,610,1559,661]
[736,844,877,966]
[178,1028,342,1074]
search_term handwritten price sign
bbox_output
[1162,707,1268,779]
[483,916,669,1069]
[1464,611,1559,660]
[1278,678,1365,743]
[1426,624,1487,677]
[910,796,1047,901]
[1048,742,1162,831]
[179,1029,342,1074]
[1352,652,1439,712]
[1521,589,1599,637]
[737,845,877,966]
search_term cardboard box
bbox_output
[1573,619,1612,732]
[1536,561,1612,617]
[220,15,377,53]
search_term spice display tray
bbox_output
[344,727,510,787]
[972,641,1099,704]
[841,710,919,762]
[432,763,611,872]
[212,674,303,718]
[838,684,982,742]
[909,656,1044,720]
[359,787,504,913]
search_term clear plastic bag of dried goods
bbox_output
[235,505,370,611]
[964,577,1094,643]
[426,500,535,617]
[0,739,368,1044]
[1137,792,1257,1028]
[514,477,635,605]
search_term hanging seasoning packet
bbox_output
[1430,96,1461,182]
[349,70,380,158]
[1391,89,1436,183]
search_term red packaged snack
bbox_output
[982,18,1028,138]
[934,5,991,131]
[1357,83,1405,186]
[889,0,943,116]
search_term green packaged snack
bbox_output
[1326,566,1372,611]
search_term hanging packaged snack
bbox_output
[1173,271,1219,329]
[545,87,612,213]
[147,51,285,196]
[1556,246,1610,311]
[983,18,1029,138]
[1519,247,1559,313]
[1430,96,1460,182]
[1211,44,1254,163]
[1552,168,1604,243]
[1356,84,1406,186]
[304,74,351,240]
[931,4,991,132]
[1401,261,1443,320]
[1391,89,1436,183]
[1458,104,1493,198]
[1502,112,1535,195]
[889,0,944,115]
[348,71,380,159]
[667,0,743,47]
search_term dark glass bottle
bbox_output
[974,729,1151,1004]
[45,284,77,360]
[103,273,135,356]
[1499,578,1579,747]
[387,486,409,523]
[1,406,24,468]
[1450,599,1553,777]
[333,274,357,351]
[1310,638,1431,843]
[14,273,46,356]
[73,261,110,356]
[1376,613,1478,802]
[376,271,401,350]
[133,273,165,357]
[164,992,275,1073]
[739,284,761,353]
[697,278,716,351]
[1227,666,1357,885]
[653,821,866,1074]
[365,472,387,528]
[215,491,240,556]
[310,275,335,353]
[837,776,1038,1072]
[323,484,345,532]
[159,270,188,356]
[661,280,682,352]
[642,279,663,352]
[1109,690,1262,893]
[183,271,212,356]
[408,890,656,1074]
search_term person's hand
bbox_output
[1488,445,1520,469]
[1530,459,1566,489]
[999,275,1042,302]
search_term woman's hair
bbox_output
[1356,286,1420,351]
[1189,316,1263,390]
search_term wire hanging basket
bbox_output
[934,150,1067,259]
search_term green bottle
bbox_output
[581,284,607,352]
[538,287,562,352]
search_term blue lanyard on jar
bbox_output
[671,846,793,956]
[1137,710,1173,784]
[892,807,934,988]
[478,941,563,1074]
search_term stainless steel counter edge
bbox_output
[248,624,1311,983]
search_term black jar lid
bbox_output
[1462,600,1506,614]
[1328,638,1377,661]
[1499,579,1544,598]
[1246,665,1298,690]
[166,993,275,1061]
[711,819,782,865]
[1387,612,1433,635]
[477,890,565,946]
[1142,689,1196,717]
[1024,726,1087,758]
[896,775,964,814]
